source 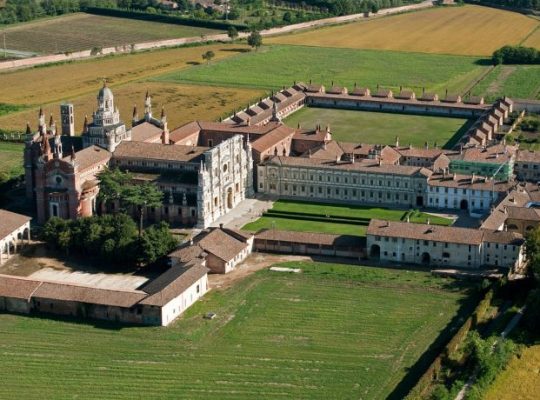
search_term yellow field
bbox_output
[0,82,263,133]
[483,344,540,400]
[268,5,539,56]
[523,25,540,48]
[0,43,249,106]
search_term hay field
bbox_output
[0,82,263,133]
[0,262,473,399]
[483,344,540,400]
[285,107,473,148]
[0,142,23,182]
[267,5,539,56]
[0,43,249,107]
[522,25,540,49]
[159,45,486,95]
[2,13,221,54]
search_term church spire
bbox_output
[144,90,152,121]
[83,115,89,134]
[132,104,138,126]
[270,101,281,123]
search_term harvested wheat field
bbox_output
[523,25,540,49]
[0,43,249,107]
[483,344,540,400]
[268,5,539,56]
[0,82,264,133]
[1,13,221,54]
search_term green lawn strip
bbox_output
[0,103,27,117]
[0,261,472,399]
[284,107,471,148]
[156,45,486,94]
[242,215,367,236]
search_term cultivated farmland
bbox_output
[0,262,473,399]
[242,200,452,236]
[483,344,540,400]
[1,13,222,54]
[267,5,540,56]
[285,108,473,148]
[0,43,250,107]
[0,82,264,133]
[158,45,487,94]
[471,65,540,101]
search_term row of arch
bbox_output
[0,228,31,265]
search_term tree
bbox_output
[122,182,163,239]
[247,30,262,50]
[525,227,540,279]
[202,50,215,64]
[227,26,238,42]
[140,221,178,264]
[97,167,133,213]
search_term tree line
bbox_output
[467,0,540,12]
[492,45,540,65]
[42,214,178,267]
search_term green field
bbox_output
[0,262,474,399]
[471,65,540,101]
[157,45,487,94]
[0,141,24,182]
[242,200,453,236]
[285,107,473,148]
[2,13,222,54]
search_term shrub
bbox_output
[492,45,540,65]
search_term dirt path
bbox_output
[208,253,311,290]
[485,66,516,96]
[0,1,433,72]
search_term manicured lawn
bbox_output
[471,65,540,101]
[0,261,474,399]
[267,5,539,56]
[483,344,540,400]
[157,45,487,95]
[242,200,453,236]
[285,107,473,148]
[2,13,221,54]
[0,141,24,182]
[242,215,367,236]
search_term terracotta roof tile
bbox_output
[0,209,31,239]
[113,141,208,163]
[131,122,163,142]
[0,274,41,300]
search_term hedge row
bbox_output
[263,211,370,226]
[266,209,372,223]
[84,7,248,31]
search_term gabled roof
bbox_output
[113,141,208,163]
[131,122,163,142]
[63,145,111,171]
[0,209,31,239]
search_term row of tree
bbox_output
[42,214,178,267]
[492,45,540,65]
[467,0,540,12]
[0,0,117,25]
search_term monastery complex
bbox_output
[3,80,540,325]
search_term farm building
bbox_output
[0,209,31,266]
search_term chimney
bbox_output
[220,223,224,229]
[395,136,399,147]
[471,173,475,184]
[425,141,428,150]
[427,218,431,225]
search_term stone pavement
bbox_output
[210,196,275,229]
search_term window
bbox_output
[196,285,200,293]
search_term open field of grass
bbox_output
[1,13,222,54]
[483,344,540,400]
[0,261,474,399]
[0,43,250,107]
[471,65,540,101]
[242,200,452,236]
[0,82,264,133]
[0,142,24,182]
[268,5,539,56]
[158,45,487,95]
[285,107,472,148]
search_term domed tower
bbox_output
[82,81,132,152]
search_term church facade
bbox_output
[24,84,253,228]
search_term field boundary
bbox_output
[0,1,433,72]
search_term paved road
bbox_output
[0,1,433,72]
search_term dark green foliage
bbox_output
[523,288,540,334]
[520,116,540,132]
[227,25,238,41]
[466,0,540,12]
[247,30,262,49]
[492,45,540,65]
[202,49,215,63]
[42,214,177,267]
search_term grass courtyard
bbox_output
[285,107,473,149]
[0,262,474,399]
[242,200,453,237]
[0,141,24,183]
